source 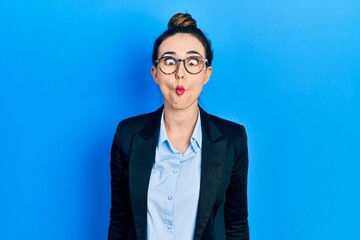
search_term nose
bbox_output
[175,60,186,79]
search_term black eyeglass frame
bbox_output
[155,56,209,75]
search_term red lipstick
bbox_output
[176,85,185,96]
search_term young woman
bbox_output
[108,13,249,240]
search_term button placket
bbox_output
[163,158,180,233]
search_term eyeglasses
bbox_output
[155,56,208,75]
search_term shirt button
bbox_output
[168,195,173,200]
[172,169,178,174]
[167,225,173,230]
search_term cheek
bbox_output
[190,76,207,90]
[189,82,205,95]
[158,78,174,91]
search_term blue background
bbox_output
[1,0,359,239]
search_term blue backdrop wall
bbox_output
[1,1,359,239]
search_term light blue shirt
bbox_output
[146,110,202,240]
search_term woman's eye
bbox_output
[164,58,176,66]
[187,58,199,66]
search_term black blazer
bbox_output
[108,106,249,240]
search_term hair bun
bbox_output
[167,13,197,29]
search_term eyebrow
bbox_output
[187,51,202,56]
[160,50,203,58]
[160,51,176,57]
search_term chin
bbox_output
[171,102,192,110]
[172,103,181,109]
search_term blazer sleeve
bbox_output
[224,125,250,240]
[108,122,131,239]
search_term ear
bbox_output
[203,66,212,85]
[151,66,159,84]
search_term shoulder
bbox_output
[119,111,155,129]
[201,108,247,143]
[210,113,246,133]
[114,107,163,138]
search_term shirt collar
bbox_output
[191,110,202,152]
[157,109,202,152]
[157,112,168,148]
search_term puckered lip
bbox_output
[175,85,185,96]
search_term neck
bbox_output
[163,104,199,130]
[162,103,199,153]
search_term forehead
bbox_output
[158,33,205,57]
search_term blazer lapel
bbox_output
[194,107,228,240]
[128,107,162,240]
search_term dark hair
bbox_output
[152,13,213,66]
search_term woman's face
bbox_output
[151,33,212,111]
